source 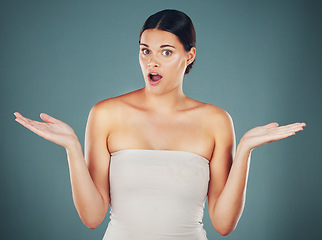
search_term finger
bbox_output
[267,123,305,135]
[15,113,49,129]
[278,122,305,129]
[15,114,42,126]
[265,130,297,142]
[274,131,297,140]
[280,127,303,136]
[40,113,59,124]
[276,123,305,132]
[270,125,304,136]
[14,112,35,124]
[271,126,304,140]
[15,117,45,136]
[262,122,279,128]
[14,112,25,119]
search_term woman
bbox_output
[14,9,305,240]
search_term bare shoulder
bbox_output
[91,88,143,114]
[88,89,143,133]
[205,103,233,126]
[189,98,232,122]
[197,102,235,140]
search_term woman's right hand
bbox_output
[14,112,79,149]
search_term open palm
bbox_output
[240,122,306,151]
[14,112,78,149]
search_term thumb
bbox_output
[263,122,279,128]
[40,113,59,124]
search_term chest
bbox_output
[107,109,214,158]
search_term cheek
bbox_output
[165,55,186,71]
[139,55,147,68]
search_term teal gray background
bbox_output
[1,0,321,239]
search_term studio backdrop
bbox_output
[1,0,321,239]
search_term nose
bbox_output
[147,56,159,68]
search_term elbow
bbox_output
[211,217,237,236]
[215,225,236,236]
[86,224,98,230]
[77,203,108,229]
[80,214,105,229]
[217,227,235,236]
[82,218,102,229]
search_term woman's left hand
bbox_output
[240,122,306,151]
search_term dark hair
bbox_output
[139,9,196,75]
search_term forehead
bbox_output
[140,29,183,48]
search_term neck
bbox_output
[143,86,186,113]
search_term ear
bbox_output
[187,47,196,65]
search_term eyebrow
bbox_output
[139,43,176,49]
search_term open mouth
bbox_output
[149,73,162,82]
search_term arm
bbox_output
[14,103,111,229]
[67,102,111,228]
[207,111,305,236]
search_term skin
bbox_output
[14,29,306,235]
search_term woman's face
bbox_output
[139,29,195,93]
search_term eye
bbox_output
[162,50,172,56]
[141,48,150,55]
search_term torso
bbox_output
[101,88,223,161]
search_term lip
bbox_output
[147,71,163,85]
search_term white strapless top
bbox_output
[103,149,210,240]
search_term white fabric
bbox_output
[103,149,210,240]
